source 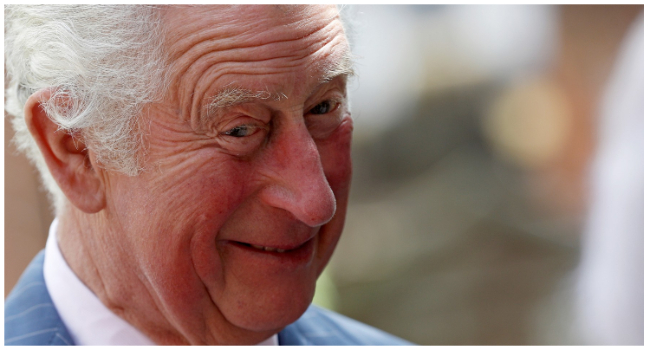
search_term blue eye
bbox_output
[310,101,333,115]
[224,125,252,137]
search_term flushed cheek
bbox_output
[142,158,250,260]
[108,153,256,329]
[318,117,353,194]
[311,117,353,267]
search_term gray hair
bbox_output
[5,5,355,215]
[5,5,168,213]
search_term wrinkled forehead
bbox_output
[159,5,346,60]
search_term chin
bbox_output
[221,280,316,335]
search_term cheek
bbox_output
[119,152,248,234]
[109,151,256,307]
[318,117,353,195]
[313,117,352,271]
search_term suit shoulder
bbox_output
[5,251,73,345]
[279,305,413,345]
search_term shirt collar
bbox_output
[43,218,278,345]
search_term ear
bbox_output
[24,89,106,213]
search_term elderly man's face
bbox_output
[98,5,352,344]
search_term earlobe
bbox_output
[24,89,106,213]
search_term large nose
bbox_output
[258,119,337,227]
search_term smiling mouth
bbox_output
[232,237,315,254]
[224,236,317,266]
[236,242,290,253]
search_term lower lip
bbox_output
[224,237,316,268]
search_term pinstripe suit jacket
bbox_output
[5,251,411,345]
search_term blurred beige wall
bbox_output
[5,117,53,297]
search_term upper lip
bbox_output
[218,222,321,252]
[230,236,313,252]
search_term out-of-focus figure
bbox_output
[573,14,643,345]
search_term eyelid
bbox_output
[306,96,344,114]
[220,123,269,136]
[205,113,267,138]
[307,83,346,105]
[203,103,272,129]
[214,118,270,157]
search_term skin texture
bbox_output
[26,5,353,345]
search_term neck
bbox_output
[55,205,278,345]
[56,206,191,344]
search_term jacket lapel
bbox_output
[5,250,74,345]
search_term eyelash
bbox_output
[221,100,340,136]
[309,100,338,115]
[223,125,254,138]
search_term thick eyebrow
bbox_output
[319,50,356,84]
[204,52,355,117]
[207,87,285,111]
[202,87,285,125]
